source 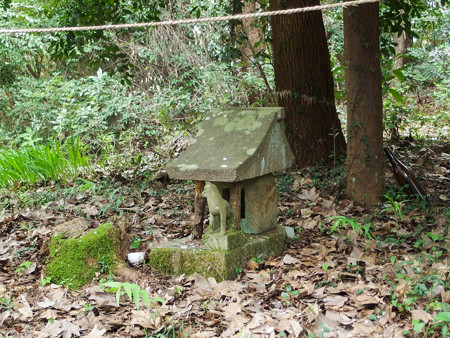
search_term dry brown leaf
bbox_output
[0,311,11,326]
[77,311,104,331]
[411,308,433,323]
[282,254,299,265]
[16,294,33,320]
[298,187,319,201]
[223,302,243,317]
[298,217,320,230]
[85,324,107,338]
[323,295,348,308]
[131,309,158,329]
[247,259,260,270]
[60,320,81,338]
[83,205,99,216]
[277,319,303,336]
[191,331,218,338]
[355,294,381,306]
[325,310,356,325]
[37,297,55,308]
[39,309,58,320]
[309,313,341,337]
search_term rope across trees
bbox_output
[0,0,380,34]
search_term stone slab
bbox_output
[148,227,286,281]
[166,108,294,182]
[202,230,247,251]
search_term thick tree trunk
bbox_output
[270,0,346,167]
[344,1,384,205]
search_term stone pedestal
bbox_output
[148,227,286,281]
[203,230,247,251]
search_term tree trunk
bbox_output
[394,31,413,69]
[270,0,346,167]
[239,0,263,70]
[235,0,270,105]
[344,1,384,205]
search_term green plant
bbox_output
[368,314,378,321]
[276,173,295,195]
[412,319,426,334]
[101,281,165,310]
[144,320,188,338]
[433,311,450,336]
[0,136,89,189]
[318,323,332,338]
[327,215,371,239]
[0,295,14,312]
[15,261,33,273]
[381,195,409,224]
[391,295,417,313]
[251,254,264,264]
[17,127,43,147]
[84,303,95,313]
[130,236,142,250]
[41,276,52,286]
[281,284,301,306]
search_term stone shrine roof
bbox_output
[166,108,294,182]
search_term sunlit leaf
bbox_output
[388,88,404,103]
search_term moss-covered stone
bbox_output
[46,223,121,289]
[202,229,247,251]
[149,227,285,281]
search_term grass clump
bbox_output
[0,136,89,188]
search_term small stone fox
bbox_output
[201,182,233,235]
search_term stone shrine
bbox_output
[149,108,294,280]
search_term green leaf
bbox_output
[123,283,133,302]
[101,281,121,289]
[412,319,425,333]
[140,290,151,310]
[435,312,450,322]
[152,296,166,305]
[132,284,140,310]
[392,68,405,82]
[115,288,121,305]
[388,88,404,103]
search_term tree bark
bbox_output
[394,31,412,69]
[235,0,271,104]
[344,1,384,205]
[270,0,346,167]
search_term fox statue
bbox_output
[201,182,234,235]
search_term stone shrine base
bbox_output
[148,227,286,281]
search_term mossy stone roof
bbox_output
[166,108,294,182]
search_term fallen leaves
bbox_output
[0,142,448,336]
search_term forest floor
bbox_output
[0,140,449,337]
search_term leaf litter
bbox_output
[0,142,448,337]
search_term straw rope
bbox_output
[0,0,380,34]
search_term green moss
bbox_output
[46,223,120,289]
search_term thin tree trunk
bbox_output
[344,1,384,205]
[394,31,413,69]
[270,0,346,166]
